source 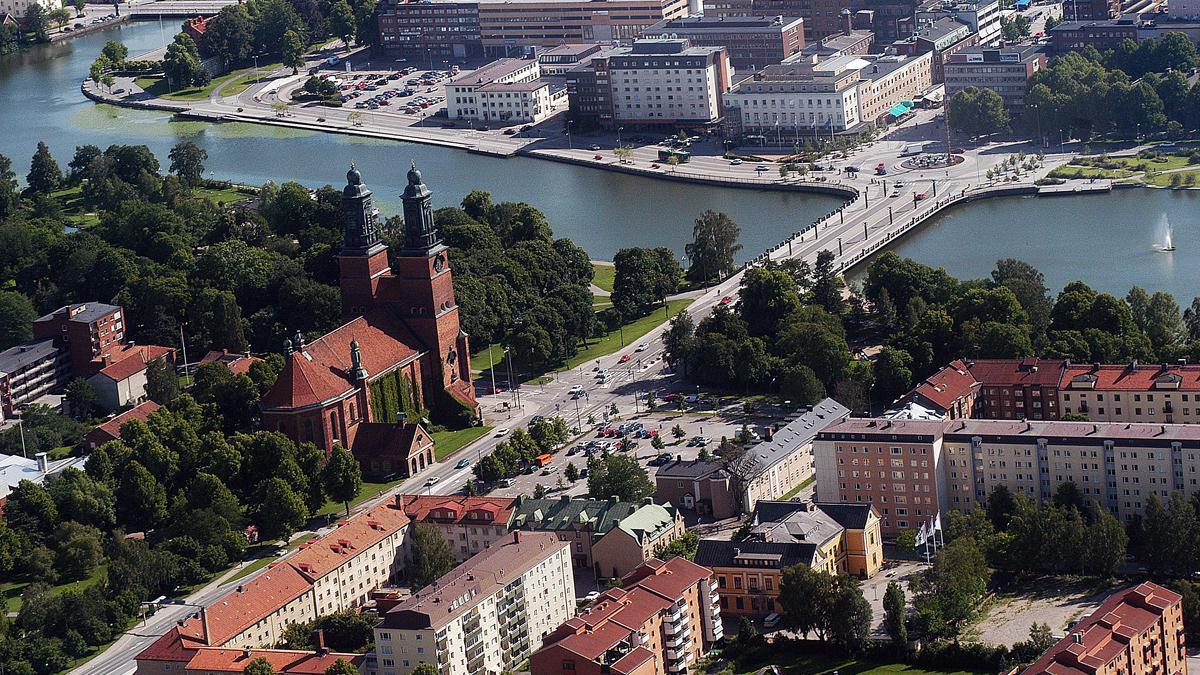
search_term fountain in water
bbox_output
[1159,215,1176,252]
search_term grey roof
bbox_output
[36,302,120,324]
[749,507,842,547]
[655,458,726,480]
[0,340,60,375]
[694,539,816,570]
[510,496,640,535]
[751,500,875,531]
[729,398,850,480]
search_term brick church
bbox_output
[260,162,479,477]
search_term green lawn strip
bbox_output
[432,426,492,461]
[780,475,815,500]
[317,479,395,517]
[1144,167,1200,187]
[1047,165,1134,180]
[49,184,100,226]
[591,261,616,292]
[564,299,689,370]
[2,563,107,614]
[197,184,253,204]
[135,63,284,102]
[733,651,984,675]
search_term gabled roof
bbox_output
[199,349,262,376]
[612,503,680,546]
[654,458,725,480]
[351,422,429,462]
[511,496,640,534]
[94,345,173,382]
[906,359,979,411]
[694,538,817,570]
[203,565,314,645]
[966,358,1068,387]
[400,495,517,527]
[86,400,160,443]
[261,307,424,411]
[288,504,410,582]
[730,398,849,480]
[184,647,361,673]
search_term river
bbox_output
[4,21,1199,301]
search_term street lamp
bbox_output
[617,126,624,147]
[566,119,573,150]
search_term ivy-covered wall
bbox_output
[369,368,423,424]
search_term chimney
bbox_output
[513,530,521,544]
[560,495,571,504]
[1072,632,1083,644]
[243,648,252,659]
[200,606,211,645]
[314,629,328,655]
[609,495,619,504]
[35,452,48,474]
[642,497,654,506]
[677,454,683,463]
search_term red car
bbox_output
[720,295,733,304]
[915,193,928,201]
[618,354,631,364]
[662,393,680,402]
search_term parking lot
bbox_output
[329,65,451,118]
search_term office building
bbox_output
[446,57,566,124]
[530,557,723,675]
[399,495,516,562]
[695,501,881,618]
[607,39,731,128]
[943,46,1047,109]
[538,43,608,76]
[850,0,922,43]
[916,0,1001,46]
[564,47,625,129]
[1062,0,1120,21]
[371,531,574,675]
[1048,19,1140,53]
[1025,582,1186,675]
[704,0,852,43]
[641,16,806,71]
[793,28,875,58]
[376,0,482,58]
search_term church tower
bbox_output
[337,164,391,317]
[381,162,474,396]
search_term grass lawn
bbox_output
[1047,165,1134,180]
[136,62,283,102]
[1,563,107,614]
[1145,168,1200,188]
[780,475,815,500]
[592,261,616,292]
[565,298,690,370]
[432,426,492,461]
[49,184,99,227]
[733,651,985,675]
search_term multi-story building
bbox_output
[88,343,176,411]
[446,57,564,124]
[378,0,689,58]
[722,56,869,138]
[888,359,980,420]
[538,43,608,76]
[564,47,624,129]
[0,0,57,19]
[695,501,881,617]
[793,28,875,59]
[916,0,1001,46]
[854,51,933,123]
[816,415,1200,537]
[32,302,125,376]
[943,46,1047,110]
[1061,0,1120,21]
[0,339,68,420]
[530,557,723,675]
[967,357,1065,420]
[137,504,411,674]
[1057,361,1200,425]
[510,495,686,577]
[892,16,980,83]
[654,457,738,519]
[640,16,806,72]
[399,495,516,563]
[851,0,922,43]
[1048,19,1139,53]
[371,531,574,675]
[704,0,851,43]
[1025,582,1186,675]
[607,39,732,129]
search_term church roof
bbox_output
[261,308,424,411]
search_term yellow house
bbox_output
[591,500,687,579]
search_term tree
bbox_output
[777,565,835,640]
[117,461,168,531]
[671,424,685,441]
[986,484,1018,530]
[354,0,378,46]
[828,578,873,655]
[281,29,305,75]
[564,462,579,482]
[779,364,825,406]
[64,378,99,419]
[738,268,801,336]
[323,444,362,516]
[0,153,16,219]
[328,0,356,46]
[586,453,654,502]
[324,660,359,675]
[25,4,50,41]
[411,522,453,588]
[873,347,913,402]
[163,33,209,89]
[0,290,35,350]
[256,477,308,539]
[612,247,680,318]
[54,521,103,581]
[206,4,255,66]
[410,666,440,675]
[662,310,695,374]
[811,250,844,315]
[145,357,181,404]
[27,141,62,193]
[168,140,208,186]
[883,581,908,648]
[101,39,128,63]
[658,531,699,562]
[243,657,276,675]
[1001,14,1031,42]
[947,86,1010,138]
[912,538,990,637]
[685,210,742,283]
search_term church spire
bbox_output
[349,339,369,381]
[341,162,384,256]
[400,161,442,255]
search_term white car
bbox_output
[729,158,743,165]
[495,427,510,437]
[635,343,649,352]
[424,476,440,486]
[570,384,584,394]
[583,591,601,603]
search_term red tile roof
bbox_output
[621,556,712,602]
[136,624,206,664]
[400,494,517,526]
[611,646,658,674]
[967,358,1067,387]
[908,359,979,410]
[184,647,362,673]
[85,400,160,446]
[199,350,262,376]
[351,423,430,464]
[261,308,423,410]
[1025,582,1182,675]
[94,344,174,382]
[1062,362,1200,391]
[287,504,409,582]
[202,564,315,645]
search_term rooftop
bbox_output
[95,344,174,382]
[613,502,680,546]
[87,400,161,442]
[35,302,121,325]
[453,57,537,86]
[904,358,980,411]
[288,504,409,582]
[511,495,641,534]
[379,531,566,630]
[0,339,59,375]
[752,500,876,531]
[729,398,850,481]
[823,416,1200,443]
[748,504,843,547]
[184,648,362,673]
[654,457,726,480]
[965,357,1068,386]
[694,538,818,570]
[400,494,517,526]
[644,15,805,31]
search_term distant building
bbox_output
[851,0,922,43]
[376,0,482,59]
[446,57,565,124]
[87,344,175,412]
[943,46,1047,109]
[83,400,160,450]
[198,349,262,377]
[1048,18,1140,53]
[0,0,59,19]
[1024,582,1186,675]
[183,15,212,47]
[888,359,980,419]
[1061,0,1120,22]
[793,28,875,58]
[654,457,738,519]
[399,494,516,562]
[530,556,723,675]
[640,16,807,72]
[695,501,882,617]
[373,531,574,675]
[915,0,1002,46]
[32,302,126,376]
[0,339,67,421]
[704,0,851,43]
[0,452,87,508]
[537,44,608,76]
[892,16,979,83]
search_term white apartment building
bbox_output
[723,56,868,135]
[0,0,58,18]
[917,0,1002,46]
[371,531,574,675]
[447,57,563,124]
[607,38,731,126]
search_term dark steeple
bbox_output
[341,162,385,256]
[400,161,442,255]
[349,339,369,380]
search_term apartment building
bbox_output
[607,39,732,129]
[944,46,1047,109]
[371,531,574,675]
[137,504,412,674]
[175,644,364,674]
[399,494,516,563]
[968,357,1065,420]
[446,57,564,124]
[88,343,175,411]
[854,52,933,123]
[654,457,739,519]
[695,501,881,617]
[1025,582,1186,675]
[916,0,1002,46]
[0,340,68,420]
[888,359,980,420]
[511,495,686,578]
[530,557,723,675]
[0,0,57,20]
[641,16,806,72]
[32,302,126,376]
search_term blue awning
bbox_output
[887,103,912,117]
